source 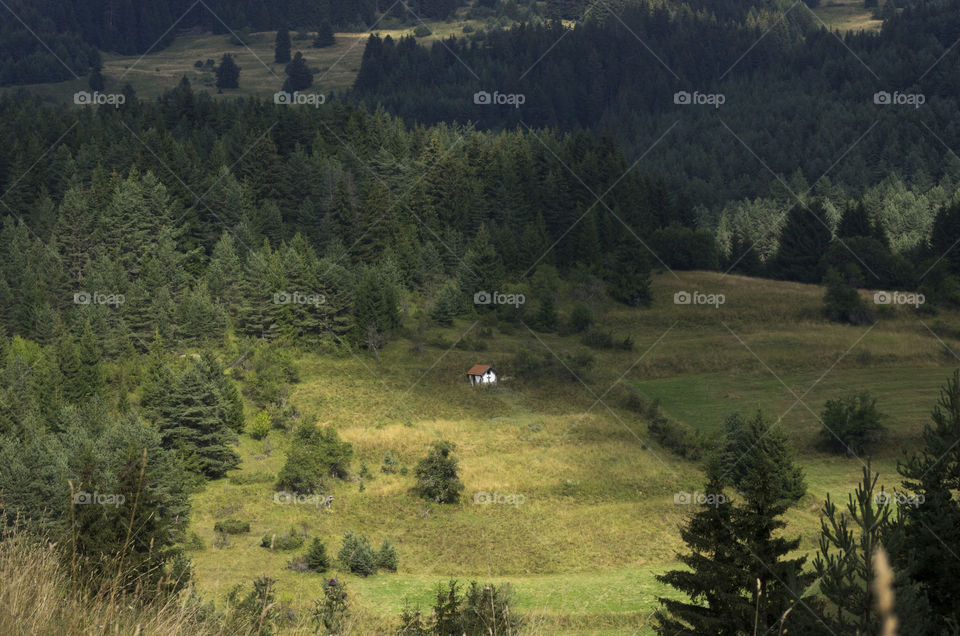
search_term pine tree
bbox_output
[813,462,901,634]
[274,29,292,64]
[215,53,241,89]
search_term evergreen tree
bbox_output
[283,51,314,93]
[154,352,240,479]
[414,440,464,504]
[660,412,816,633]
[813,462,929,634]
[772,201,833,284]
[215,53,241,89]
[893,370,960,629]
[88,66,105,92]
[655,459,749,634]
[313,22,336,48]
[274,29,292,64]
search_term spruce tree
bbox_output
[215,53,241,89]
[313,22,336,48]
[274,29,292,64]
[282,51,314,93]
[772,201,833,283]
[655,459,750,634]
[154,352,240,479]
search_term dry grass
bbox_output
[0,531,216,636]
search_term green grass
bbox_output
[183,270,959,633]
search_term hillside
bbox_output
[181,270,957,633]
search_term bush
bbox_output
[376,539,398,572]
[820,392,887,455]
[249,409,272,440]
[261,527,305,551]
[823,267,872,325]
[413,25,432,37]
[648,413,703,460]
[213,519,250,535]
[306,538,330,572]
[381,450,400,474]
[414,441,464,504]
[337,531,377,576]
[567,303,595,333]
[581,329,614,349]
[276,422,353,494]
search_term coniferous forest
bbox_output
[2,0,960,634]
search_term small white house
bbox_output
[467,364,497,385]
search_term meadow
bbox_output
[185,270,957,634]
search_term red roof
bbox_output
[466,364,494,376]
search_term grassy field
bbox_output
[182,270,959,634]
[811,0,883,33]
[1,20,482,105]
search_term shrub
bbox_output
[413,25,432,37]
[819,391,887,455]
[305,538,331,572]
[414,441,464,504]
[581,329,614,349]
[276,422,353,494]
[460,581,523,635]
[567,303,595,333]
[194,60,203,68]
[261,527,305,551]
[647,414,703,460]
[823,267,872,325]
[337,531,377,576]
[375,539,398,572]
[249,409,272,440]
[381,450,400,474]
[213,519,250,535]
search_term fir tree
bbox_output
[282,51,313,93]
[274,29,292,64]
[215,53,241,89]
[313,22,336,48]
[154,352,240,479]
